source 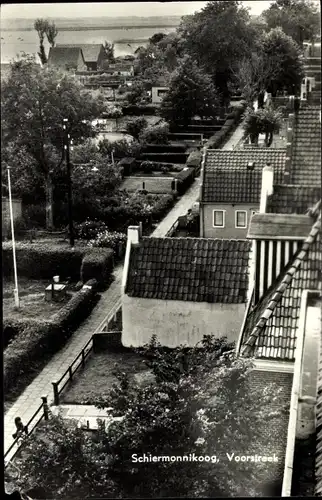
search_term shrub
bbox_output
[88,230,127,258]
[122,105,157,115]
[2,242,85,280]
[80,248,114,285]
[186,150,202,169]
[151,194,175,220]
[140,152,188,164]
[74,219,109,241]
[125,117,148,139]
[3,287,97,395]
[98,138,142,160]
[176,167,195,195]
[139,122,170,145]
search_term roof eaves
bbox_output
[241,211,321,357]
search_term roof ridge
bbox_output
[143,236,249,243]
[241,212,321,357]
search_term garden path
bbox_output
[4,121,245,462]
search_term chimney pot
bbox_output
[127,225,140,245]
[259,165,274,213]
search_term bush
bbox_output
[74,219,109,241]
[122,105,157,115]
[151,194,175,220]
[140,152,188,164]
[3,287,97,395]
[143,144,187,153]
[139,122,170,145]
[2,242,85,280]
[98,138,142,160]
[80,248,114,285]
[88,230,127,258]
[125,117,148,139]
[176,167,195,195]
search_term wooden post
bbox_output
[41,396,49,420]
[52,381,59,406]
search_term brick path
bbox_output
[4,122,244,462]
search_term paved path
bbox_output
[4,122,245,462]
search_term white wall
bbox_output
[122,294,246,347]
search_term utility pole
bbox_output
[63,118,74,248]
[7,166,20,308]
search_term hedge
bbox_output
[3,242,115,284]
[122,105,158,115]
[3,242,85,280]
[80,248,114,285]
[3,286,98,395]
[176,167,195,195]
[140,152,188,164]
[151,194,175,220]
[143,144,187,154]
[205,101,247,149]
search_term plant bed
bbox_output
[60,349,154,405]
[3,286,99,403]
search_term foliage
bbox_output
[103,41,115,63]
[160,57,219,126]
[139,122,170,144]
[262,0,320,45]
[74,219,109,241]
[102,102,123,119]
[2,241,85,280]
[178,1,258,100]
[46,21,58,47]
[139,160,174,174]
[98,138,142,160]
[34,18,48,64]
[80,248,114,285]
[149,32,167,45]
[242,105,283,146]
[1,56,105,228]
[12,336,287,498]
[125,81,147,105]
[261,27,304,96]
[88,230,127,252]
[4,287,97,395]
[125,117,148,139]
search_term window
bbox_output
[157,89,168,97]
[213,210,225,228]
[235,210,247,228]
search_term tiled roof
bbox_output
[56,44,103,63]
[48,47,83,69]
[267,185,321,214]
[289,106,321,186]
[248,213,314,240]
[239,202,321,360]
[126,237,251,304]
[316,307,322,495]
[202,149,286,204]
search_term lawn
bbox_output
[3,277,76,322]
[60,349,154,405]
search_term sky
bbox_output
[1,1,273,19]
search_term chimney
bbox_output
[259,165,274,214]
[122,225,141,289]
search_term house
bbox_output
[200,148,286,239]
[47,46,87,72]
[55,44,107,71]
[236,202,321,495]
[151,78,169,104]
[122,226,251,348]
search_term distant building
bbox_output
[122,226,251,347]
[47,46,87,72]
[105,62,134,77]
[151,78,169,104]
[200,148,286,239]
[56,44,107,71]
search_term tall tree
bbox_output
[1,56,105,229]
[160,57,219,126]
[103,41,115,63]
[262,0,320,45]
[11,336,287,498]
[261,27,304,97]
[242,106,283,146]
[45,21,58,47]
[178,1,257,101]
[34,18,49,64]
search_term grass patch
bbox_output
[60,349,154,405]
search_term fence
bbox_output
[4,396,49,467]
[165,218,180,237]
[52,298,122,406]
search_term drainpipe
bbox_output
[281,290,309,496]
[199,146,207,237]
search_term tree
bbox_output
[178,1,258,101]
[125,81,147,105]
[149,32,166,45]
[103,41,115,63]
[45,21,58,47]
[261,28,304,97]
[262,0,320,45]
[1,56,105,228]
[242,106,283,146]
[160,57,219,126]
[34,18,49,64]
[138,122,170,144]
[11,336,287,498]
[98,138,142,160]
[125,117,148,140]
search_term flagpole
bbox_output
[7,166,20,308]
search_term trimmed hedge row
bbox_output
[3,242,114,286]
[143,144,187,154]
[136,160,183,174]
[80,248,114,284]
[122,105,158,115]
[140,152,189,164]
[3,286,98,395]
[205,102,247,149]
[176,167,195,195]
